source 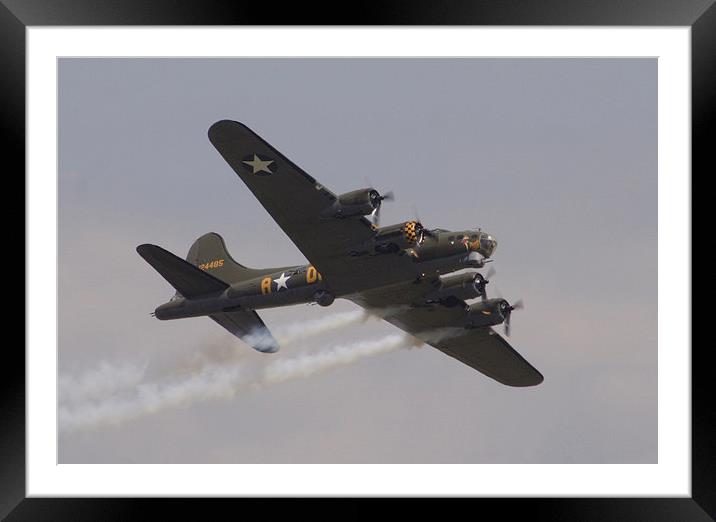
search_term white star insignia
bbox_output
[273,272,290,291]
[243,154,274,175]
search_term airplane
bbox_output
[137,120,543,387]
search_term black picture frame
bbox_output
[5,1,711,519]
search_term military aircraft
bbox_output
[137,120,543,387]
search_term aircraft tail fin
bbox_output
[185,232,271,284]
[137,244,228,299]
[138,243,279,353]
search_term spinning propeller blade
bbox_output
[370,189,395,227]
[502,299,524,337]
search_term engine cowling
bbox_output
[429,271,487,301]
[466,298,508,328]
[372,221,425,253]
[322,188,381,218]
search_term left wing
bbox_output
[208,120,414,295]
[347,281,543,387]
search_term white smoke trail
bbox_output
[274,310,372,344]
[59,361,148,405]
[239,309,373,353]
[59,362,244,432]
[264,334,413,383]
[59,333,419,433]
[177,309,374,373]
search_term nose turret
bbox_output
[463,230,497,258]
[479,232,497,258]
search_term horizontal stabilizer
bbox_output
[210,310,279,353]
[137,244,228,299]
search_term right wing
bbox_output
[424,328,543,387]
[347,281,543,387]
[208,120,416,295]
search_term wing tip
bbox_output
[136,243,174,262]
[256,343,280,354]
[506,370,544,387]
[136,243,159,259]
[247,331,280,353]
[520,377,544,387]
[208,119,252,141]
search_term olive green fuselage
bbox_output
[154,227,497,321]
[154,264,329,320]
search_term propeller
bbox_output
[370,189,395,227]
[500,299,524,337]
[379,190,395,202]
[476,266,496,301]
[410,205,437,239]
[489,269,506,300]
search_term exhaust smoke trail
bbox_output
[59,361,148,405]
[59,333,421,433]
[60,363,245,432]
[264,334,414,383]
[175,309,374,373]
[273,310,373,345]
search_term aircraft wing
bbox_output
[347,281,544,387]
[208,120,415,295]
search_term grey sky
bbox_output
[58,58,656,463]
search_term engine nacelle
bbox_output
[466,298,509,328]
[372,221,425,253]
[463,251,488,268]
[427,271,486,301]
[322,188,380,218]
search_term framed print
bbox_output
[5,0,711,519]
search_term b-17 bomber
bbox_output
[137,120,543,387]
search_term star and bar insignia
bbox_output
[242,154,275,175]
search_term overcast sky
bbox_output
[58,58,656,463]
